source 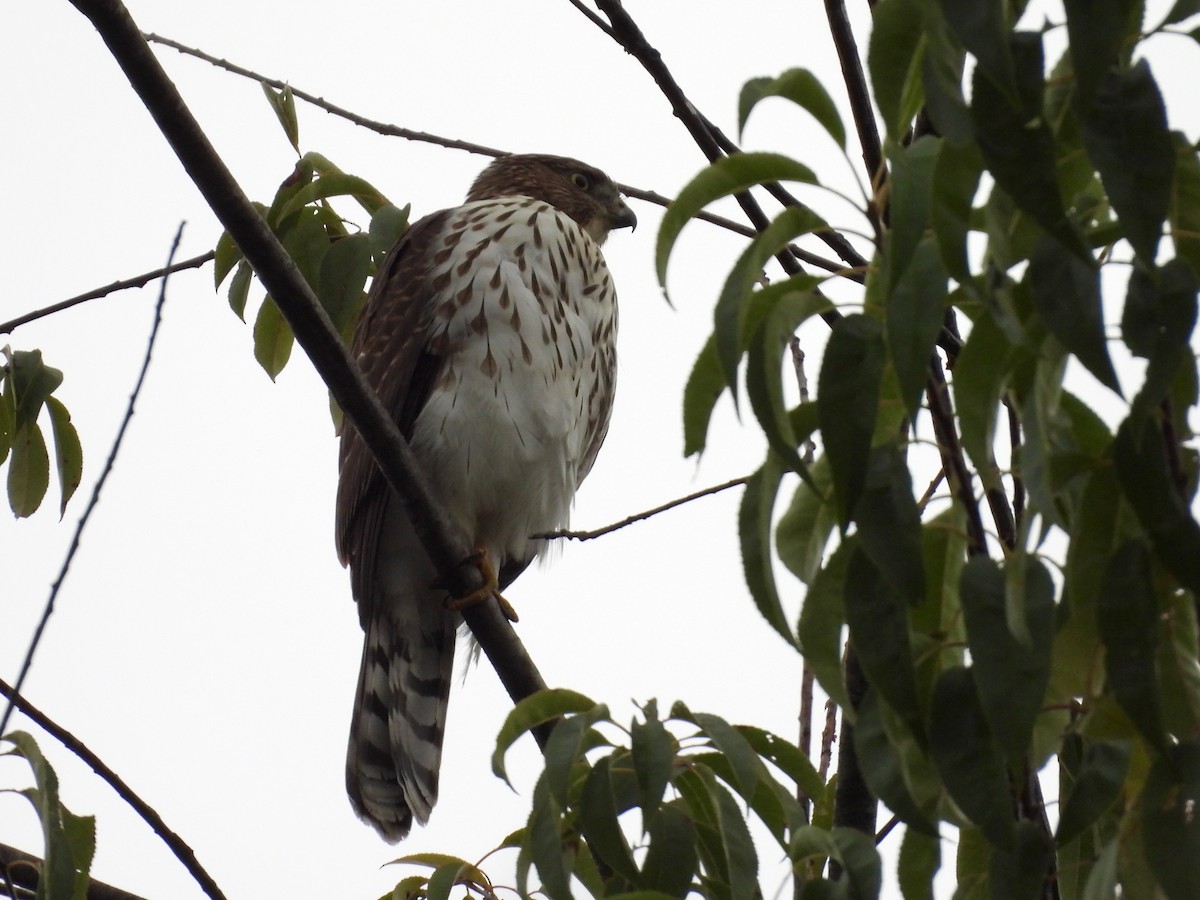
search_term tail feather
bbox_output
[346,608,455,842]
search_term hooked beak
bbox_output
[611,198,637,232]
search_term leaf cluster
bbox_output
[659,2,1200,897]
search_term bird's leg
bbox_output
[445,544,520,622]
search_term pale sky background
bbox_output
[2,2,1198,899]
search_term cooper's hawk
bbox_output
[335,154,635,841]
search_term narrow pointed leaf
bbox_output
[854,688,939,834]
[869,0,926,142]
[1055,739,1131,846]
[854,445,925,607]
[1169,132,1200,275]
[1141,742,1200,900]
[1064,0,1140,107]
[738,68,845,148]
[960,556,1055,763]
[941,0,1014,96]
[1096,539,1169,752]
[579,756,641,884]
[657,153,818,288]
[640,802,698,897]
[8,421,49,517]
[1028,233,1121,394]
[492,689,600,784]
[800,538,855,713]
[631,702,676,826]
[683,334,724,458]
[818,314,885,525]
[775,455,836,586]
[261,82,300,151]
[739,456,797,647]
[45,396,82,516]
[1081,61,1174,263]
[928,667,1015,849]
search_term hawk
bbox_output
[335,154,636,841]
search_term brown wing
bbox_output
[334,209,452,626]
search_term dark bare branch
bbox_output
[71,0,547,718]
[0,679,223,900]
[0,251,213,336]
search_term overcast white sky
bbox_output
[2,2,1198,899]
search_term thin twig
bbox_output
[0,225,181,739]
[823,0,885,238]
[537,476,749,541]
[0,251,213,336]
[925,354,989,556]
[143,33,857,278]
[0,681,224,900]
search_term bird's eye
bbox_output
[571,172,590,190]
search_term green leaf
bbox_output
[277,170,389,224]
[1055,739,1131,846]
[940,0,1014,97]
[640,802,698,897]
[1064,0,1141,108]
[738,68,845,148]
[1159,0,1200,26]
[775,455,836,586]
[898,827,941,900]
[1140,741,1200,900]
[714,211,827,407]
[817,314,885,525]
[854,688,939,834]
[830,827,884,900]
[799,538,855,713]
[252,297,294,381]
[1123,259,1199,426]
[683,334,724,458]
[960,556,1055,763]
[261,81,300,151]
[369,203,411,267]
[631,700,676,827]
[745,287,829,478]
[227,259,253,321]
[738,456,797,648]
[854,445,926,607]
[928,667,1015,849]
[319,233,372,335]
[869,0,926,142]
[972,33,1088,259]
[0,379,12,465]
[1028,233,1121,394]
[1081,61,1174,263]
[1113,418,1200,596]
[735,726,824,801]
[8,349,63,429]
[657,153,818,289]
[921,5,973,145]
[845,546,925,742]
[213,229,241,287]
[8,421,49,518]
[6,731,95,900]
[696,767,759,900]
[45,396,82,516]
[931,140,984,282]
[887,239,946,416]
[687,710,764,803]
[987,821,1054,900]
[888,136,941,292]
[1169,132,1200,276]
[492,689,601,785]
[953,309,1019,476]
[1096,539,1169,752]
[579,755,641,884]
[528,775,572,900]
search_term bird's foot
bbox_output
[445,545,520,622]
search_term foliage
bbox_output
[656,1,1200,898]
[0,348,82,519]
[1,731,96,899]
[213,85,409,381]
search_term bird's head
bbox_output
[467,153,637,244]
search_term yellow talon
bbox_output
[445,545,520,622]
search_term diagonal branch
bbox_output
[0,251,213,336]
[0,679,222,900]
[69,0,547,720]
